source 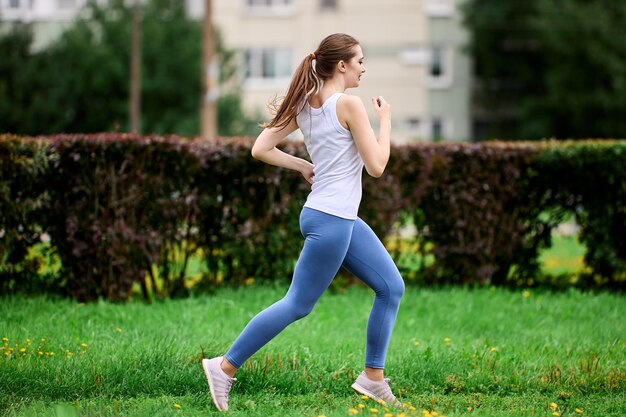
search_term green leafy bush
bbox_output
[531,141,626,289]
[0,135,52,294]
[0,134,623,301]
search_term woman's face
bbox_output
[344,44,366,89]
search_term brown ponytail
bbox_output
[263,33,360,130]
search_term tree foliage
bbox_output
[463,0,626,140]
[0,0,259,137]
[0,23,44,134]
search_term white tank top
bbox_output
[296,92,364,220]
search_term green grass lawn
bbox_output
[539,235,586,276]
[1,286,624,417]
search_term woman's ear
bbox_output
[338,60,347,73]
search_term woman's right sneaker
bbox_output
[351,371,402,407]
[202,357,236,412]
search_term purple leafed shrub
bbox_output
[1,134,624,301]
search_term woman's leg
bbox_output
[224,208,354,369]
[342,218,405,371]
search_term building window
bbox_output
[430,47,443,77]
[58,0,76,9]
[320,0,337,11]
[58,0,77,9]
[245,47,292,81]
[423,0,455,18]
[427,46,453,89]
[429,117,453,141]
[399,46,429,66]
[406,117,421,131]
[403,117,425,139]
[244,0,296,16]
[431,118,443,142]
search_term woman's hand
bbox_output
[300,161,315,184]
[252,119,315,182]
[371,96,391,122]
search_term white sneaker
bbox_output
[351,371,402,407]
[202,357,236,412]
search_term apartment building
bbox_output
[0,0,108,50]
[1,0,471,142]
[187,0,471,142]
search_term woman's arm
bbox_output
[251,118,315,184]
[339,95,391,178]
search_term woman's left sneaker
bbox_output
[202,356,236,412]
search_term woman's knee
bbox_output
[388,273,405,303]
[373,272,404,304]
[292,304,314,321]
[279,297,315,321]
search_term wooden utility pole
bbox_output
[201,0,217,139]
[129,1,142,134]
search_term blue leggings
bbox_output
[225,207,405,369]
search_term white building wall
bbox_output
[189,0,433,143]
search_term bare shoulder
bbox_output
[337,94,365,111]
[337,94,366,129]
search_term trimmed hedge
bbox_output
[1,134,624,301]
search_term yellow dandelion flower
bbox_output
[81,343,88,348]
[432,412,439,416]
[467,407,473,412]
[550,403,558,410]
[49,352,54,356]
[19,348,26,353]
[398,414,406,417]
[377,399,385,405]
[384,414,394,417]
[552,413,560,417]
[369,408,378,413]
[41,338,45,342]
[116,328,122,333]
[318,415,326,417]
[361,395,370,400]
[244,277,255,285]
[2,337,7,342]
[26,338,31,343]
[4,352,9,357]
[38,351,43,356]
[523,290,531,298]
[348,409,359,415]
[575,409,583,414]
[358,404,366,409]
[490,347,497,352]
[444,337,451,343]
[414,341,421,346]
[173,403,181,409]
[408,406,416,411]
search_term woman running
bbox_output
[203,33,405,412]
